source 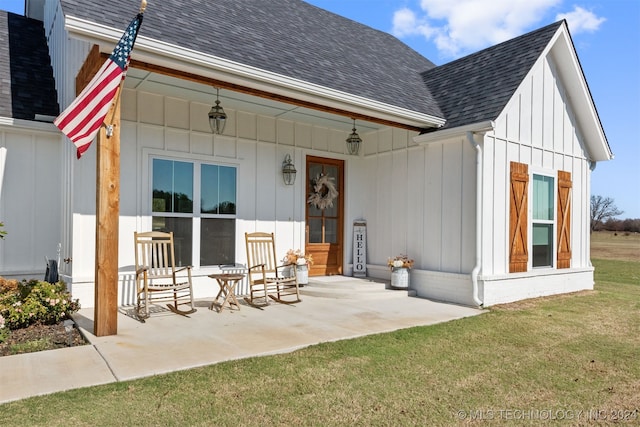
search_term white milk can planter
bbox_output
[295,260,309,286]
[391,267,409,288]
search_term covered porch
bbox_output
[0,276,482,403]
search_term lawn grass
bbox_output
[0,257,638,426]
[591,230,640,262]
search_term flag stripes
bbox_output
[54,13,143,158]
[54,60,123,158]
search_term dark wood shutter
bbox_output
[509,162,529,272]
[557,170,572,269]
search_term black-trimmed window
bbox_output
[152,158,236,267]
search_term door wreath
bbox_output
[308,173,338,210]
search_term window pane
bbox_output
[325,218,337,244]
[152,217,192,266]
[219,166,237,214]
[201,165,237,214]
[308,218,322,243]
[152,159,173,212]
[173,161,193,213]
[323,165,339,217]
[153,159,193,213]
[533,174,554,220]
[308,164,324,217]
[200,219,235,265]
[201,164,220,214]
[532,224,553,267]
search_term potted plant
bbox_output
[387,254,414,289]
[283,249,314,286]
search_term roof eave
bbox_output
[65,15,445,130]
[0,116,60,133]
[413,120,495,145]
[548,24,612,162]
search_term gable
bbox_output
[0,12,59,120]
[497,49,585,158]
[422,22,561,131]
[495,22,611,161]
[420,21,610,162]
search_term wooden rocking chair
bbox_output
[244,232,301,307]
[134,231,196,321]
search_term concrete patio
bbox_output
[0,276,483,404]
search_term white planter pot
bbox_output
[281,265,294,278]
[391,267,409,288]
[296,264,309,285]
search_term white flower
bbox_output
[296,257,307,266]
[393,259,404,268]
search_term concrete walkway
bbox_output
[0,277,482,404]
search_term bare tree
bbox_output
[591,195,623,232]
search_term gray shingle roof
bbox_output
[422,21,563,131]
[0,11,59,120]
[52,2,566,132]
[59,0,444,120]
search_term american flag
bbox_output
[54,13,144,159]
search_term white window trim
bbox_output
[529,167,558,270]
[143,148,239,269]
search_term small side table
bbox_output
[209,273,244,313]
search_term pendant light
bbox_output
[208,88,227,134]
[346,118,362,155]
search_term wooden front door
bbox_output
[306,156,344,275]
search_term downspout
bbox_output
[467,132,483,307]
[588,160,597,267]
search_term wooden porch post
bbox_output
[74,45,122,336]
[93,87,121,336]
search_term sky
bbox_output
[2,0,639,219]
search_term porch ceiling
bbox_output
[125,67,384,134]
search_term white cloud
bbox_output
[392,8,436,39]
[392,8,419,37]
[392,0,606,59]
[556,6,606,34]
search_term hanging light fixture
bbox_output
[282,154,297,185]
[208,88,227,134]
[346,118,362,155]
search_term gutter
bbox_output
[0,117,59,133]
[467,131,484,307]
[413,121,494,306]
[588,160,597,267]
[413,121,493,306]
[413,121,494,145]
[64,16,446,130]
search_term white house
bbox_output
[0,0,612,311]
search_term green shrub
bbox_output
[0,315,8,343]
[0,279,80,330]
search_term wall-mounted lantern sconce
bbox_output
[282,154,297,185]
[346,118,362,155]
[208,87,227,134]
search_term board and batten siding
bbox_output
[43,0,94,283]
[358,129,478,305]
[66,87,367,306]
[479,53,593,305]
[363,133,477,275]
[0,126,63,278]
